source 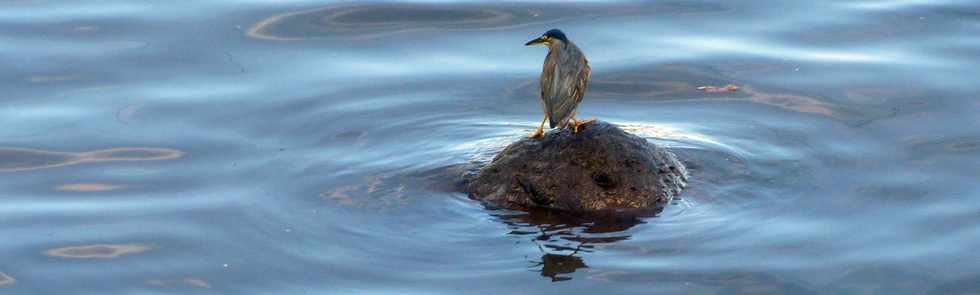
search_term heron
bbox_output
[525,29,594,139]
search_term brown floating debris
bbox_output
[44,244,152,259]
[697,84,739,93]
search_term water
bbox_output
[2,0,979,294]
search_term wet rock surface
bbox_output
[467,121,687,213]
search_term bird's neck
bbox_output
[549,40,568,51]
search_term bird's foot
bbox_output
[529,129,545,139]
[572,119,596,133]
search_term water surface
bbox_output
[2,0,979,294]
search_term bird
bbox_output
[524,28,594,139]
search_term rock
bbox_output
[467,120,687,213]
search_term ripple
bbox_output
[146,277,211,289]
[925,274,980,295]
[0,147,184,172]
[247,2,727,41]
[608,83,845,119]
[665,36,903,64]
[25,74,81,83]
[44,244,152,259]
[904,136,980,158]
[846,0,949,10]
[855,185,931,200]
[947,139,980,152]
[585,271,814,293]
[0,272,14,287]
[618,123,729,148]
[828,265,938,294]
[115,104,141,124]
[334,130,365,141]
[182,278,211,289]
[247,4,514,41]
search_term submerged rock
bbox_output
[467,120,687,213]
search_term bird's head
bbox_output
[525,29,567,47]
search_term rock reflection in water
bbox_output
[494,208,647,282]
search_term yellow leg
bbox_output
[570,116,596,134]
[529,114,547,139]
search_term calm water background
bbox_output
[2,0,979,294]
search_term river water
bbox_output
[2,1,979,294]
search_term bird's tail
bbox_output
[548,114,570,129]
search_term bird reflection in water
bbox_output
[535,253,587,282]
[493,207,650,282]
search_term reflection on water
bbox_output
[536,253,587,282]
[115,105,141,124]
[0,272,13,287]
[320,177,408,210]
[586,270,816,294]
[145,277,211,289]
[44,244,152,259]
[0,147,183,172]
[495,208,644,282]
[248,4,515,41]
[26,75,82,83]
[2,0,980,293]
[247,2,727,41]
[55,183,125,192]
[738,85,836,118]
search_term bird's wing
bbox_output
[545,53,590,128]
[540,50,560,128]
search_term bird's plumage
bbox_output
[540,38,590,128]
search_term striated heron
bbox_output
[525,29,594,139]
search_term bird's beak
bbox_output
[525,36,547,46]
